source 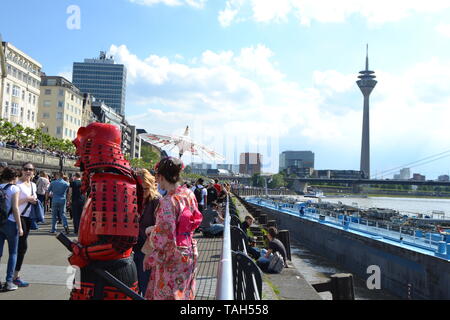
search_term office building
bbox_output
[239,153,262,175]
[73,52,127,116]
[279,151,315,176]
[438,175,449,182]
[37,76,83,140]
[1,40,42,129]
[412,173,426,181]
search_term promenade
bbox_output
[0,216,223,300]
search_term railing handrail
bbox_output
[215,195,234,300]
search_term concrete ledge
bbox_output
[232,196,322,300]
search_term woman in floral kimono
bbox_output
[143,157,202,300]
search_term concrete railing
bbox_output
[0,146,77,170]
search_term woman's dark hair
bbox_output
[268,227,278,239]
[1,167,19,182]
[155,157,183,184]
[22,162,35,169]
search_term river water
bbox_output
[324,196,450,218]
[282,195,450,300]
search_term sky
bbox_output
[2,0,450,178]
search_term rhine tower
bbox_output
[357,45,377,179]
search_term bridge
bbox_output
[208,175,450,193]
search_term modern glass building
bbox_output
[279,151,315,173]
[72,52,127,116]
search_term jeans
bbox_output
[133,250,150,296]
[0,220,19,282]
[51,201,68,232]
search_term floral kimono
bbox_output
[144,185,202,300]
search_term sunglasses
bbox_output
[23,168,34,172]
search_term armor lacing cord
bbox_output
[84,236,137,261]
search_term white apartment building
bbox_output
[1,41,42,129]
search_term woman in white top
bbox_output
[0,167,23,291]
[14,162,37,288]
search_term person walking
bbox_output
[47,172,70,234]
[134,169,160,296]
[144,157,202,300]
[0,168,23,291]
[14,162,38,287]
[68,173,85,235]
[192,178,207,213]
[36,172,50,217]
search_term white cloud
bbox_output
[219,0,450,27]
[110,44,450,175]
[128,0,206,8]
[436,23,450,38]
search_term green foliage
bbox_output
[0,118,75,154]
[251,173,265,187]
[268,174,286,189]
[140,143,161,168]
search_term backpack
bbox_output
[0,184,13,226]
[194,186,204,204]
[267,251,285,274]
[207,187,218,203]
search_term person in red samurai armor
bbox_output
[68,122,143,300]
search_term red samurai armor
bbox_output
[69,122,143,300]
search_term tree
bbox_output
[251,173,265,187]
[268,174,286,189]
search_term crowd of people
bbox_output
[0,140,77,160]
[0,153,288,298]
[0,157,237,299]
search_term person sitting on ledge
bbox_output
[256,227,288,272]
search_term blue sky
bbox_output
[2,0,450,178]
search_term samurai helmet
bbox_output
[72,122,131,172]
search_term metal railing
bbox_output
[215,196,234,300]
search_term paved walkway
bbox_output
[0,216,222,300]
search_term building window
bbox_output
[59,89,64,96]
[10,103,18,116]
[57,112,63,120]
[56,127,62,135]
[20,107,24,118]
[6,83,10,94]
[58,101,64,108]
[44,100,51,107]
[22,90,25,100]
[27,110,31,121]
[4,101,9,116]
[43,113,50,119]
[65,128,68,136]
[33,95,36,105]
[32,112,35,121]
[45,89,52,95]
[12,86,20,97]
[28,93,32,103]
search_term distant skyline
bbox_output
[2,0,450,178]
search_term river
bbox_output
[324,196,450,218]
